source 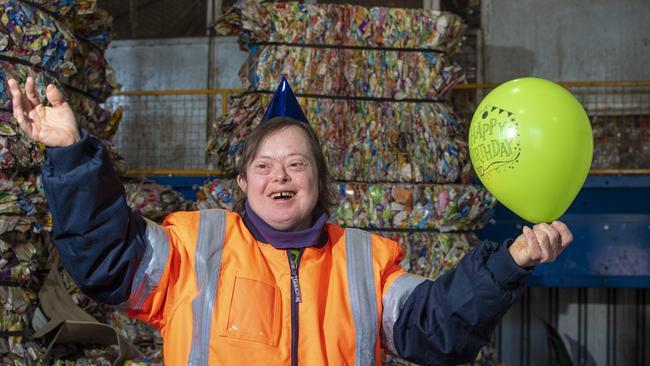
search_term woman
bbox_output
[8,77,572,365]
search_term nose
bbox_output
[273,164,290,182]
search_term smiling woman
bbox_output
[8,74,574,365]
[234,117,335,232]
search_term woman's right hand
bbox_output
[8,76,80,147]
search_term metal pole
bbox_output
[129,0,139,37]
[206,0,223,168]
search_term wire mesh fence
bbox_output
[105,90,241,172]
[105,82,650,174]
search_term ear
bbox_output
[236,174,247,193]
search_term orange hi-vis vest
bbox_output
[118,209,426,365]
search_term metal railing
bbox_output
[104,81,650,176]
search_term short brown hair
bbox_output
[234,117,336,216]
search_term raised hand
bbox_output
[8,77,80,147]
[508,221,573,268]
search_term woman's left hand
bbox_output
[508,221,574,268]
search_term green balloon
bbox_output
[469,77,593,223]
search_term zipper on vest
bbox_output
[288,248,302,302]
[287,248,303,366]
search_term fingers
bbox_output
[46,84,66,108]
[25,76,41,107]
[524,224,559,265]
[551,221,574,248]
[534,223,560,261]
[7,79,29,129]
[519,222,574,267]
[523,226,541,263]
[33,104,46,123]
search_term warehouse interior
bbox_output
[0,0,648,365]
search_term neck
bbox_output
[243,200,328,249]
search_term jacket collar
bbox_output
[243,200,328,249]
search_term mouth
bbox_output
[269,191,296,201]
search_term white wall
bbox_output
[482,0,650,82]
[106,36,247,91]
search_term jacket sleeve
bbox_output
[42,129,150,306]
[382,240,528,366]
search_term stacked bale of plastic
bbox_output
[0,1,130,364]
[124,179,196,223]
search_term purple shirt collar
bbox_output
[243,200,328,249]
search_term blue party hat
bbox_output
[261,76,308,124]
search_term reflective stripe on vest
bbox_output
[345,228,379,366]
[188,209,226,365]
[120,217,171,311]
[380,273,426,355]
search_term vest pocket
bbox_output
[223,276,281,346]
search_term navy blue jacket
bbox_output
[42,130,528,366]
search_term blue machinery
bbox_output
[481,174,650,288]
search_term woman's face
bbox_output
[237,126,319,231]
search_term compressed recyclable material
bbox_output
[248,45,463,99]
[0,114,44,170]
[63,8,113,51]
[0,237,48,282]
[206,93,264,174]
[0,1,111,50]
[50,344,120,366]
[210,1,471,184]
[0,339,48,365]
[0,285,36,334]
[0,2,139,364]
[124,180,195,223]
[0,1,118,100]
[15,0,97,20]
[334,182,494,231]
[591,114,650,169]
[0,214,48,237]
[376,231,478,277]
[217,1,464,53]
[0,172,46,217]
[195,178,240,211]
